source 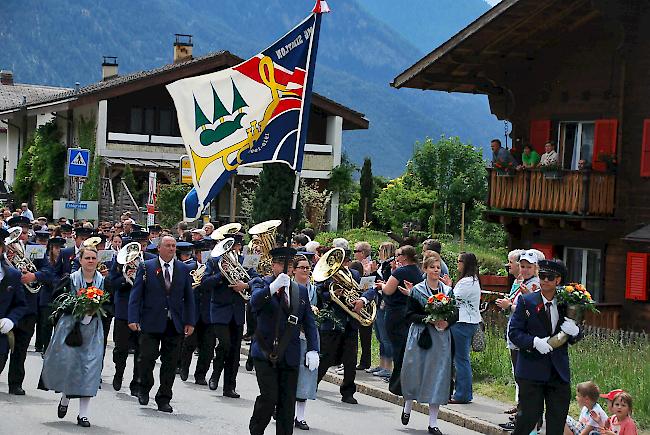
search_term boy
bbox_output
[564,381,608,435]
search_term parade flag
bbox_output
[167,5,327,221]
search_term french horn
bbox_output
[4,227,42,294]
[248,219,281,275]
[312,247,377,327]
[212,237,251,300]
[116,242,142,285]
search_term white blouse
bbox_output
[453,277,482,324]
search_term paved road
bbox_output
[0,344,481,434]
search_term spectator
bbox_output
[20,203,34,221]
[564,381,608,435]
[332,237,349,250]
[190,228,205,241]
[202,223,214,237]
[602,391,638,435]
[444,252,482,404]
[521,144,541,169]
[422,239,449,277]
[490,139,515,167]
[540,141,559,167]
[292,234,309,250]
[301,228,315,242]
[176,221,188,239]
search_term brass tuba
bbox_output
[312,247,377,327]
[212,222,242,241]
[212,237,251,300]
[5,227,42,294]
[248,219,281,275]
[116,242,142,286]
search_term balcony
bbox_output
[487,168,616,216]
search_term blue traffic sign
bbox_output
[65,202,88,210]
[67,148,90,177]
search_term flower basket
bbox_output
[547,283,598,349]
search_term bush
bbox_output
[374,175,436,232]
[157,183,192,228]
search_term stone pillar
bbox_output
[96,100,108,156]
[326,115,343,231]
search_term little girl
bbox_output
[602,392,638,435]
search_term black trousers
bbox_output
[245,303,256,336]
[358,324,372,368]
[385,307,408,396]
[317,325,358,399]
[211,320,244,391]
[513,372,570,435]
[0,352,7,375]
[184,320,215,380]
[37,307,54,353]
[249,359,298,435]
[9,314,36,389]
[113,319,140,388]
[137,320,183,404]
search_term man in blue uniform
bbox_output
[509,259,583,435]
[249,247,320,435]
[128,235,196,413]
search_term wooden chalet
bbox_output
[0,36,369,229]
[393,0,650,330]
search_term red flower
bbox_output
[535,303,544,313]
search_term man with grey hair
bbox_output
[332,238,349,250]
[203,223,215,237]
[20,203,34,221]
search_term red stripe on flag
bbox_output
[234,57,306,90]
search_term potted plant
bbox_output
[540,163,564,180]
[597,152,618,173]
[478,266,510,292]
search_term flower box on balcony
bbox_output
[495,170,515,177]
[479,274,510,293]
[543,170,564,180]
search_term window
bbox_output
[159,109,172,136]
[559,121,595,170]
[564,247,602,301]
[143,108,156,134]
[129,108,143,133]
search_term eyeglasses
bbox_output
[353,250,363,253]
[539,273,558,281]
[295,266,311,271]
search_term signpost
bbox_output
[147,171,157,227]
[67,148,90,220]
[180,155,192,184]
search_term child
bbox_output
[602,392,638,435]
[597,389,625,426]
[565,381,609,435]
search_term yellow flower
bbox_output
[584,291,592,300]
[565,286,574,293]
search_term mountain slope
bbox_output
[0,0,500,176]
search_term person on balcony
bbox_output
[521,144,541,169]
[490,139,515,168]
[540,141,559,167]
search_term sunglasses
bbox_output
[539,272,559,281]
[353,250,364,253]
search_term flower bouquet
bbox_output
[424,293,457,328]
[547,283,598,348]
[51,286,110,322]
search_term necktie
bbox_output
[164,263,171,292]
[545,302,553,333]
[277,286,288,312]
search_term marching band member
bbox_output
[148,224,162,243]
[36,236,66,355]
[315,248,376,405]
[33,230,52,353]
[56,226,93,280]
[249,247,319,435]
[128,236,196,413]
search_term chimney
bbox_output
[174,34,193,63]
[0,70,14,85]
[101,56,118,80]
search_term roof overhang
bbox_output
[623,225,650,243]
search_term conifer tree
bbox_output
[358,157,374,224]
[251,163,302,236]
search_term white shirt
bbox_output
[159,257,174,282]
[540,150,559,166]
[453,277,483,324]
[541,293,559,332]
[21,209,34,220]
[0,263,5,282]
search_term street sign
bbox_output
[180,155,193,184]
[67,148,90,178]
[65,202,88,210]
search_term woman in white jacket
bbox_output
[443,252,482,404]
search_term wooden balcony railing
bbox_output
[487,168,615,216]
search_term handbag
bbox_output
[65,321,83,347]
[417,326,432,349]
[471,322,485,352]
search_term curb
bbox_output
[241,345,504,435]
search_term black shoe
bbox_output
[245,358,254,372]
[138,392,149,406]
[428,427,442,435]
[57,399,68,419]
[272,406,277,420]
[112,374,123,391]
[208,377,218,391]
[498,422,516,431]
[355,364,370,371]
[35,346,43,353]
[9,386,25,395]
[223,390,240,399]
[77,416,91,427]
[341,396,358,405]
[180,367,189,382]
[294,419,310,430]
[130,387,139,398]
[401,411,410,426]
[157,402,173,413]
[195,377,207,386]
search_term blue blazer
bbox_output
[249,275,319,367]
[508,291,582,383]
[202,256,255,326]
[0,263,27,355]
[55,246,79,278]
[109,252,156,321]
[128,258,196,334]
[16,256,54,318]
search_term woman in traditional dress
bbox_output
[401,252,456,435]
[41,245,105,428]
[292,253,319,430]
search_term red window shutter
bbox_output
[592,119,618,171]
[529,120,551,155]
[641,119,650,177]
[531,243,554,260]
[626,252,648,301]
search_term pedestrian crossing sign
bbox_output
[67,148,90,177]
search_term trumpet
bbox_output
[4,227,41,294]
[117,242,142,285]
[212,238,251,300]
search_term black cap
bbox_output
[176,241,194,254]
[90,232,107,244]
[270,247,297,262]
[232,232,245,245]
[121,236,133,245]
[132,223,143,232]
[130,230,150,241]
[48,236,66,247]
[35,230,51,240]
[538,259,567,282]
[74,227,94,238]
[192,239,205,251]
[60,223,73,232]
[0,228,9,241]
[148,224,162,232]
[296,251,315,259]
[146,243,159,254]
[7,216,30,228]
[203,238,217,250]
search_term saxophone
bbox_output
[4,227,42,294]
